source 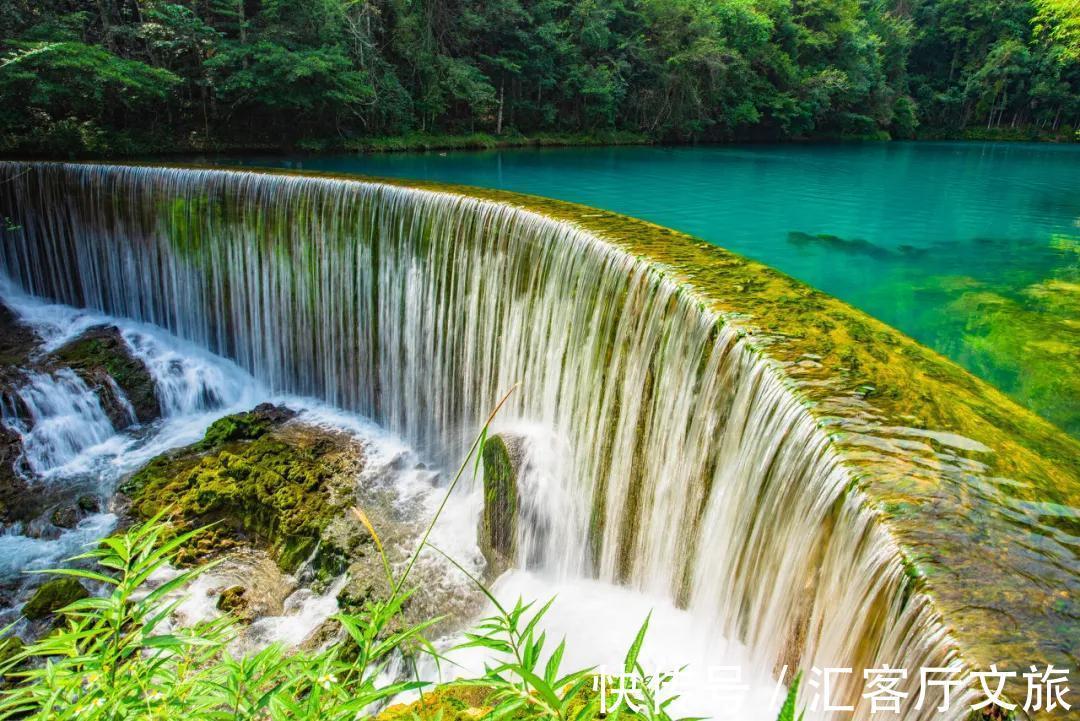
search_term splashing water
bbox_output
[0,162,985,719]
[3,369,119,478]
[426,570,783,721]
[0,286,272,597]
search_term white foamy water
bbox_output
[415,570,783,721]
[0,163,994,719]
[2,368,119,477]
[0,284,271,589]
[241,576,349,651]
[0,274,776,721]
[0,513,117,577]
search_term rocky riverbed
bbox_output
[0,290,495,658]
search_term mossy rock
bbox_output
[376,681,634,721]
[377,684,499,721]
[216,585,254,621]
[77,494,100,513]
[0,636,25,686]
[198,404,297,449]
[54,325,160,426]
[122,404,361,576]
[49,504,79,529]
[0,423,31,524]
[479,434,521,579]
[22,578,89,620]
[335,546,392,614]
[0,636,22,668]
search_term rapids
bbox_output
[6,161,1056,719]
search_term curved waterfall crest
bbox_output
[1,161,1076,720]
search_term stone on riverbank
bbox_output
[22,578,89,620]
[479,434,522,579]
[54,325,160,426]
[122,404,363,577]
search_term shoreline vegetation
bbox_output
[6,127,1080,162]
[2,162,1076,719]
[8,128,1079,165]
[2,1,1077,158]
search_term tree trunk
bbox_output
[96,0,116,51]
[496,81,504,135]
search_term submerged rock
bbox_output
[479,433,522,579]
[22,577,89,620]
[168,548,296,634]
[216,585,253,621]
[49,504,79,529]
[122,404,362,577]
[77,494,100,514]
[54,325,160,427]
[47,495,101,530]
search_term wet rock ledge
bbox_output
[53,324,160,426]
[120,403,364,578]
[116,402,479,647]
[0,304,160,525]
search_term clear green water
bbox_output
[197,142,1080,436]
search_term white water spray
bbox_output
[0,162,980,719]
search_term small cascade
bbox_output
[121,329,243,416]
[489,424,586,576]
[0,162,984,720]
[0,287,271,596]
[3,368,119,477]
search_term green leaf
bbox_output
[624,612,651,674]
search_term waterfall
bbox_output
[0,162,979,719]
[1,368,120,477]
[120,329,240,417]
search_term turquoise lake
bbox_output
[197,142,1080,435]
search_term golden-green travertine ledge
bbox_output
[12,162,1080,717]
[239,165,1080,716]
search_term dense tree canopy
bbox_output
[1,0,1077,154]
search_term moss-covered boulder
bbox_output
[479,434,521,579]
[54,325,160,427]
[47,495,101,529]
[377,682,619,721]
[378,685,498,721]
[121,404,363,576]
[196,403,297,448]
[77,494,100,514]
[216,585,254,621]
[49,504,79,529]
[0,636,23,667]
[22,577,89,620]
[335,543,392,613]
[0,635,25,687]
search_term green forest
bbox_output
[2,0,1079,155]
